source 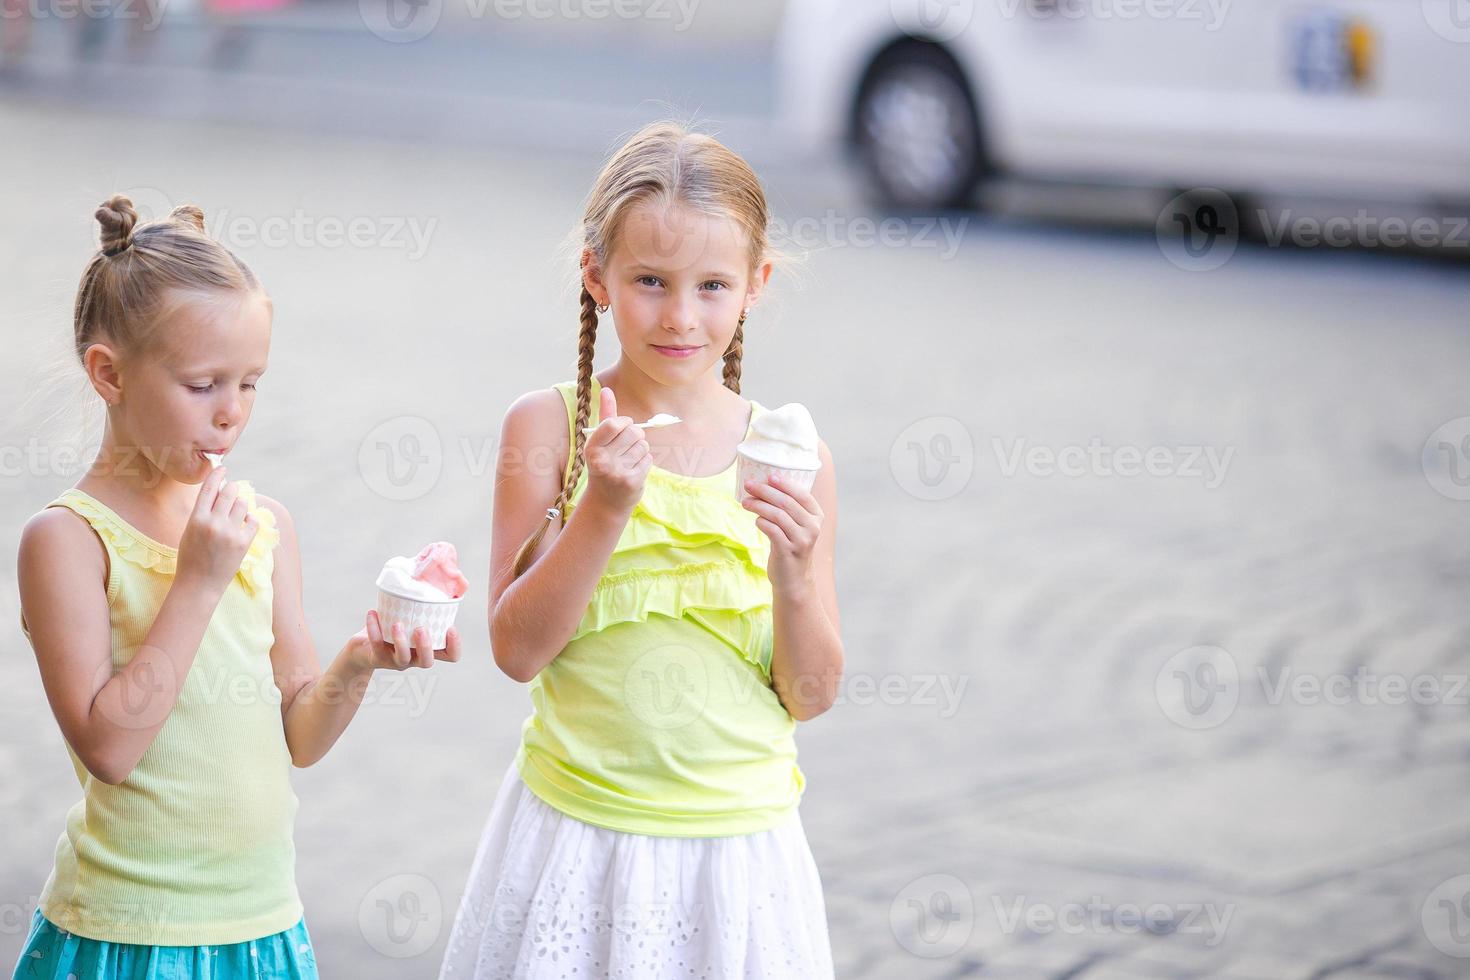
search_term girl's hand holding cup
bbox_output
[348,610,462,671]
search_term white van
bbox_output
[775,0,1470,212]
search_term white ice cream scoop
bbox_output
[736,403,820,470]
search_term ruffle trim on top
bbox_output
[574,557,771,636]
[569,484,776,674]
[610,472,772,567]
[566,462,773,612]
[55,482,280,597]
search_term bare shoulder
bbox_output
[20,505,105,572]
[253,493,294,532]
[253,492,299,549]
[501,387,572,479]
[504,387,569,435]
[18,505,108,628]
[491,389,573,597]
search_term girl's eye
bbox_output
[242,383,258,391]
[702,281,728,291]
[636,276,662,288]
[186,384,213,393]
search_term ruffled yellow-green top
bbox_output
[20,483,302,945]
[515,378,805,837]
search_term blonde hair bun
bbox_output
[95,195,139,257]
[169,204,207,233]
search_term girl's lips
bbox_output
[652,344,703,359]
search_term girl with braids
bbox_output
[440,121,842,978]
[12,196,460,980]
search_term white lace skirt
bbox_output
[438,760,834,980]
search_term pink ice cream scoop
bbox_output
[374,541,466,650]
[411,542,469,600]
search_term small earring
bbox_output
[596,303,609,314]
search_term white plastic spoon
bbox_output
[582,414,682,435]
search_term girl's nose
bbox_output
[216,395,245,428]
[663,294,699,334]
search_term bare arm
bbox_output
[262,496,461,768]
[19,469,253,785]
[488,386,649,682]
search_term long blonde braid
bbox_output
[722,311,745,394]
[510,287,600,578]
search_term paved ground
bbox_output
[2,27,1470,979]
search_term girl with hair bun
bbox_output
[440,121,843,978]
[11,195,462,980]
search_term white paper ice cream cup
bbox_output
[736,448,820,503]
[376,587,462,650]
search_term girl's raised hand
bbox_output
[582,386,651,515]
[742,473,824,596]
[175,466,260,594]
[349,609,461,671]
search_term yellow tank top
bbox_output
[514,378,806,837]
[21,483,302,945]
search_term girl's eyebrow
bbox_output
[629,265,740,280]
[175,362,269,376]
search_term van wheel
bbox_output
[853,43,985,210]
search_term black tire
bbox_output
[852,42,986,210]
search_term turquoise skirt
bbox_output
[11,909,318,980]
